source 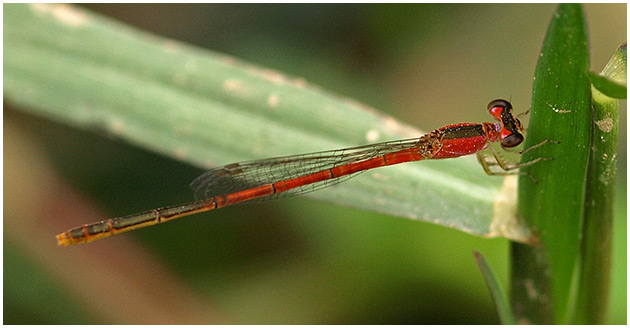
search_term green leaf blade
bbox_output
[574,43,626,324]
[473,250,517,325]
[4,4,523,241]
[514,4,591,324]
[588,71,627,99]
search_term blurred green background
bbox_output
[4,4,626,324]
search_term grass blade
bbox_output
[473,250,517,325]
[574,43,626,324]
[588,71,627,99]
[512,4,591,324]
[4,4,523,240]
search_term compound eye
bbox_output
[500,133,524,149]
[487,99,512,111]
[487,99,512,119]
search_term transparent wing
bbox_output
[190,137,423,202]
